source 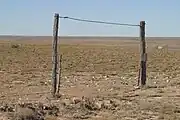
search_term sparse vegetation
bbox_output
[1,38,180,119]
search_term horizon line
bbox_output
[0,35,180,38]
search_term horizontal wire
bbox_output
[59,16,140,27]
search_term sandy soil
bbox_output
[1,37,180,120]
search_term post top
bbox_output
[140,21,145,25]
[54,13,59,17]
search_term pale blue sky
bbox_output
[0,0,179,37]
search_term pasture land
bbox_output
[1,37,180,119]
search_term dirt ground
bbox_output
[1,37,180,120]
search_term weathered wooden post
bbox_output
[139,21,147,86]
[56,54,62,94]
[52,13,59,96]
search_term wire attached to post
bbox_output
[59,16,140,27]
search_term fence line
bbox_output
[52,13,147,97]
[59,16,140,27]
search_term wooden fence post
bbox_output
[139,21,147,86]
[56,54,62,94]
[52,13,59,96]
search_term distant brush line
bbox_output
[59,16,140,27]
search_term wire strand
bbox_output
[60,16,140,27]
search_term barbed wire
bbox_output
[59,16,140,27]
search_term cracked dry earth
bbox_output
[1,39,180,119]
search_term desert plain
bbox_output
[0,36,180,119]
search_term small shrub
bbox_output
[11,44,20,48]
